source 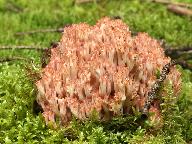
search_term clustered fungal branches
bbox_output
[0,17,184,125]
[34,17,181,125]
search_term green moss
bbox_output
[0,0,192,143]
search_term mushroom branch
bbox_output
[35,17,181,125]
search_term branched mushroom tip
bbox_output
[35,17,181,125]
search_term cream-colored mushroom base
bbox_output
[36,17,181,125]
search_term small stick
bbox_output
[165,46,192,57]
[177,60,192,71]
[15,28,64,36]
[150,0,192,8]
[0,45,48,51]
[6,4,23,13]
[141,60,176,118]
[167,4,192,16]
[41,42,59,68]
[5,0,23,13]
[0,56,32,63]
[173,47,192,52]
[75,0,97,4]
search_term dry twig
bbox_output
[167,4,192,16]
[177,60,192,71]
[146,0,192,16]
[150,0,192,8]
[75,0,98,4]
[5,0,23,13]
[164,46,192,70]
[15,28,64,36]
[0,56,32,63]
[0,45,47,51]
[165,46,192,58]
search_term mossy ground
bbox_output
[0,0,192,143]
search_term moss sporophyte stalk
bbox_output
[35,17,181,126]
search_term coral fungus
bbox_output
[36,17,181,125]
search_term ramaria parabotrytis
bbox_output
[36,17,181,125]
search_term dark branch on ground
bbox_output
[165,46,192,56]
[144,0,192,17]
[5,0,23,13]
[15,28,64,36]
[165,46,192,70]
[148,0,192,8]
[0,45,48,51]
[167,5,192,16]
[0,56,33,63]
[177,60,192,71]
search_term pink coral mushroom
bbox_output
[35,17,181,125]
